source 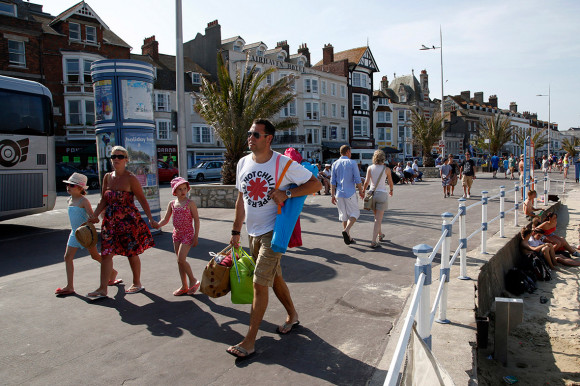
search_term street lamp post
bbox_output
[536,85,551,158]
[421,26,445,159]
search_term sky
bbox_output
[41,0,580,131]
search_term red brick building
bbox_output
[0,0,131,167]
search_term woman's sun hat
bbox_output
[63,172,88,190]
[75,222,98,248]
[171,177,190,196]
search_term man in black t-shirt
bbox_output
[459,152,476,198]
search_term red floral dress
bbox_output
[101,190,154,257]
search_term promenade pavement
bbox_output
[0,173,573,385]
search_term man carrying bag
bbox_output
[227,119,321,360]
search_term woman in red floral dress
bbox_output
[87,146,158,299]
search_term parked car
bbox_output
[56,163,100,191]
[187,160,223,182]
[157,160,179,183]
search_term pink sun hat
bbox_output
[171,177,190,196]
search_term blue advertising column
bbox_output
[91,59,160,226]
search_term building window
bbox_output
[305,102,319,120]
[256,48,264,57]
[353,117,369,137]
[322,125,328,139]
[192,125,213,144]
[266,74,273,85]
[331,83,336,96]
[67,99,95,126]
[378,98,388,105]
[86,26,96,44]
[321,102,327,117]
[331,104,337,118]
[377,111,391,123]
[84,60,93,83]
[377,127,385,141]
[353,94,369,110]
[156,120,171,140]
[304,78,318,93]
[341,105,346,119]
[341,127,347,140]
[306,128,319,144]
[340,85,346,98]
[233,42,242,51]
[191,72,201,84]
[352,72,369,88]
[191,96,196,114]
[280,100,296,117]
[8,40,25,67]
[398,110,406,122]
[65,59,80,83]
[69,22,81,41]
[277,53,285,61]
[321,80,327,95]
[155,93,170,112]
[0,1,17,16]
[385,128,392,141]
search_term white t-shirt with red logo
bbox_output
[236,151,313,236]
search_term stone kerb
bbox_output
[189,183,237,208]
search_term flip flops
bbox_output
[226,345,255,360]
[87,291,107,300]
[342,231,351,245]
[276,320,300,335]
[187,281,201,295]
[108,279,123,286]
[125,285,145,294]
[55,288,75,296]
[173,287,189,296]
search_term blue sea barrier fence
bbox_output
[383,173,570,385]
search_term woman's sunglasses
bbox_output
[110,154,127,160]
[247,131,271,139]
[66,183,78,188]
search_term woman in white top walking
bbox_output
[362,150,394,248]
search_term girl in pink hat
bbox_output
[157,177,201,295]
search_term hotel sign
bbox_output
[249,55,305,72]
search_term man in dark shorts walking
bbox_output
[459,152,476,198]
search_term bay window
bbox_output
[353,117,369,137]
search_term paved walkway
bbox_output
[0,173,575,385]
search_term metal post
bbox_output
[175,0,188,177]
[543,174,548,207]
[458,198,470,280]
[437,212,453,324]
[514,185,519,227]
[413,244,433,349]
[499,186,505,238]
[533,178,538,208]
[481,191,488,254]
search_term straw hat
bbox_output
[75,221,98,248]
[171,177,190,196]
[63,172,88,190]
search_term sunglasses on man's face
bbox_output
[110,154,126,160]
[247,131,270,139]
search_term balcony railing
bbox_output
[273,134,305,144]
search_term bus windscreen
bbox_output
[0,90,51,136]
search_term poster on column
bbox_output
[94,79,114,121]
[123,131,160,222]
[121,79,154,121]
[95,130,116,184]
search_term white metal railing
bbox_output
[383,173,565,385]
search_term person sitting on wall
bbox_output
[523,190,542,221]
[318,164,332,195]
[412,159,423,182]
[403,162,416,185]
[521,227,580,267]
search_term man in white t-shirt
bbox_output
[227,119,321,359]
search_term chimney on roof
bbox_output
[509,102,517,113]
[276,40,290,58]
[142,36,159,61]
[488,95,498,108]
[381,75,389,93]
[323,43,334,65]
[206,20,219,29]
[474,92,484,104]
[460,91,471,102]
[297,43,310,66]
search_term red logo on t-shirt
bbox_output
[247,177,269,201]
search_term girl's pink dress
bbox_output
[172,199,195,245]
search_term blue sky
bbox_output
[42,0,580,130]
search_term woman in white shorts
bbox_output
[362,150,394,248]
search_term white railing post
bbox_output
[563,179,566,192]
[413,243,433,349]
[514,184,519,227]
[499,186,505,238]
[437,212,453,324]
[458,198,470,280]
[533,178,538,208]
[547,172,551,192]
[543,174,548,207]
[481,191,488,253]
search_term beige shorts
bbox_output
[462,175,474,188]
[372,191,388,211]
[249,231,282,287]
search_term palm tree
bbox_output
[476,114,513,156]
[562,136,580,157]
[514,128,548,155]
[195,54,298,184]
[409,109,444,167]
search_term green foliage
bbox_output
[562,136,580,157]
[195,54,297,184]
[476,115,513,156]
[409,109,444,167]
[514,128,548,153]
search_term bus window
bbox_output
[350,153,360,160]
[362,153,373,159]
[0,90,51,136]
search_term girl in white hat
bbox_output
[55,173,120,296]
[157,177,201,296]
